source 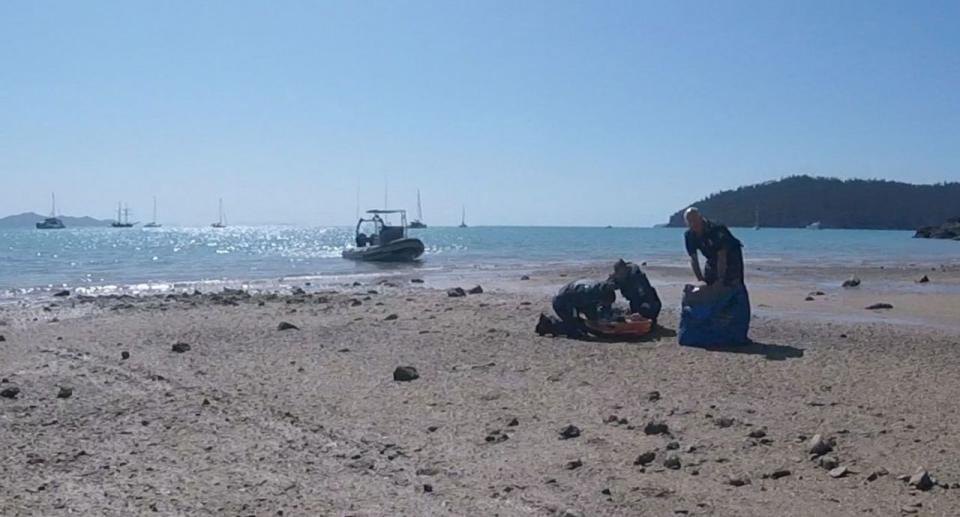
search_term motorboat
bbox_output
[342,209,425,262]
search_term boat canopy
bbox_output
[366,209,407,215]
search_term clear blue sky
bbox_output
[1,1,958,226]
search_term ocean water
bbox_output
[1,226,957,297]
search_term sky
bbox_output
[1,1,958,227]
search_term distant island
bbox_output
[666,175,960,230]
[0,212,113,229]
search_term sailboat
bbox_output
[111,202,136,228]
[409,189,427,229]
[753,206,760,230]
[36,193,66,229]
[143,197,162,228]
[459,205,468,228]
[211,198,227,228]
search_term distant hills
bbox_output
[0,212,113,228]
[667,176,960,230]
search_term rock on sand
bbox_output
[393,366,420,382]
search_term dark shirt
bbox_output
[611,263,662,320]
[685,219,744,285]
[555,279,613,321]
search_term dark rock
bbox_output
[416,467,440,476]
[53,290,70,297]
[507,418,519,427]
[57,387,73,399]
[663,455,681,470]
[291,287,306,296]
[467,285,484,294]
[384,314,399,321]
[808,434,833,456]
[423,483,433,493]
[604,415,619,424]
[644,421,669,435]
[618,417,629,425]
[601,488,611,496]
[842,277,861,288]
[277,321,300,331]
[918,275,930,283]
[715,417,735,428]
[559,425,581,440]
[171,342,191,353]
[909,469,935,491]
[352,281,362,287]
[666,441,680,450]
[565,459,583,470]
[1,387,20,399]
[0,335,5,342]
[727,475,751,487]
[805,296,815,301]
[447,287,467,298]
[427,426,439,433]
[748,428,767,439]
[121,351,130,360]
[393,366,419,382]
[865,303,893,310]
[647,390,661,402]
[411,278,424,284]
[770,469,791,479]
[350,299,362,307]
[520,275,530,281]
[634,451,656,466]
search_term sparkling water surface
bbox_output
[1,226,957,296]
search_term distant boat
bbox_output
[409,189,427,229]
[111,202,136,228]
[143,197,162,228]
[36,193,66,230]
[754,206,760,230]
[211,198,227,228]
[459,205,468,228]
[342,209,425,262]
[806,221,822,230]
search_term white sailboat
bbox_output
[459,205,468,228]
[410,189,427,228]
[36,193,66,229]
[211,198,227,228]
[144,197,161,228]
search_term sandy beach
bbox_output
[2,264,960,516]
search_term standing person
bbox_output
[610,259,662,323]
[550,279,617,338]
[683,207,744,286]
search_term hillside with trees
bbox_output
[666,176,960,230]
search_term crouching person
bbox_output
[610,259,662,323]
[548,279,617,339]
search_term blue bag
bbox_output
[678,284,751,346]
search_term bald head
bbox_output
[684,207,704,234]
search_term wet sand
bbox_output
[1,264,960,516]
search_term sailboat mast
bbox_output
[417,189,423,221]
[153,196,157,224]
[218,198,223,225]
[51,192,57,217]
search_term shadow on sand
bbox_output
[682,340,805,361]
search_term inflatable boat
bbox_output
[342,209,425,263]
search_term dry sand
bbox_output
[1,265,960,516]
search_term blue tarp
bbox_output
[678,284,751,346]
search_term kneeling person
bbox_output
[610,259,662,323]
[551,279,617,338]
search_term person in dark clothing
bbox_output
[610,259,662,322]
[551,279,617,338]
[683,208,745,286]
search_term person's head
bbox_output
[684,207,704,234]
[612,258,630,280]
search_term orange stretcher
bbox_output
[584,314,654,337]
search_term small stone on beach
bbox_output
[663,455,681,470]
[57,387,73,399]
[808,434,833,456]
[829,466,849,478]
[447,287,466,298]
[644,421,669,435]
[559,425,581,440]
[468,285,484,294]
[277,321,300,331]
[171,342,191,353]
[565,459,583,470]
[727,475,751,487]
[909,469,935,491]
[411,278,424,284]
[1,387,20,399]
[393,366,419,382]
[54,289,70,297]
[384,314,399,321]
[842,277,861,288]
[865,303,893,310]
[634,451,656,465]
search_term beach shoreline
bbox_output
[2,266,960,516]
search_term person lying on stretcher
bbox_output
[537,279,653,339]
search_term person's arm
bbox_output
[717,248,728,285]
[690,254,704,283]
